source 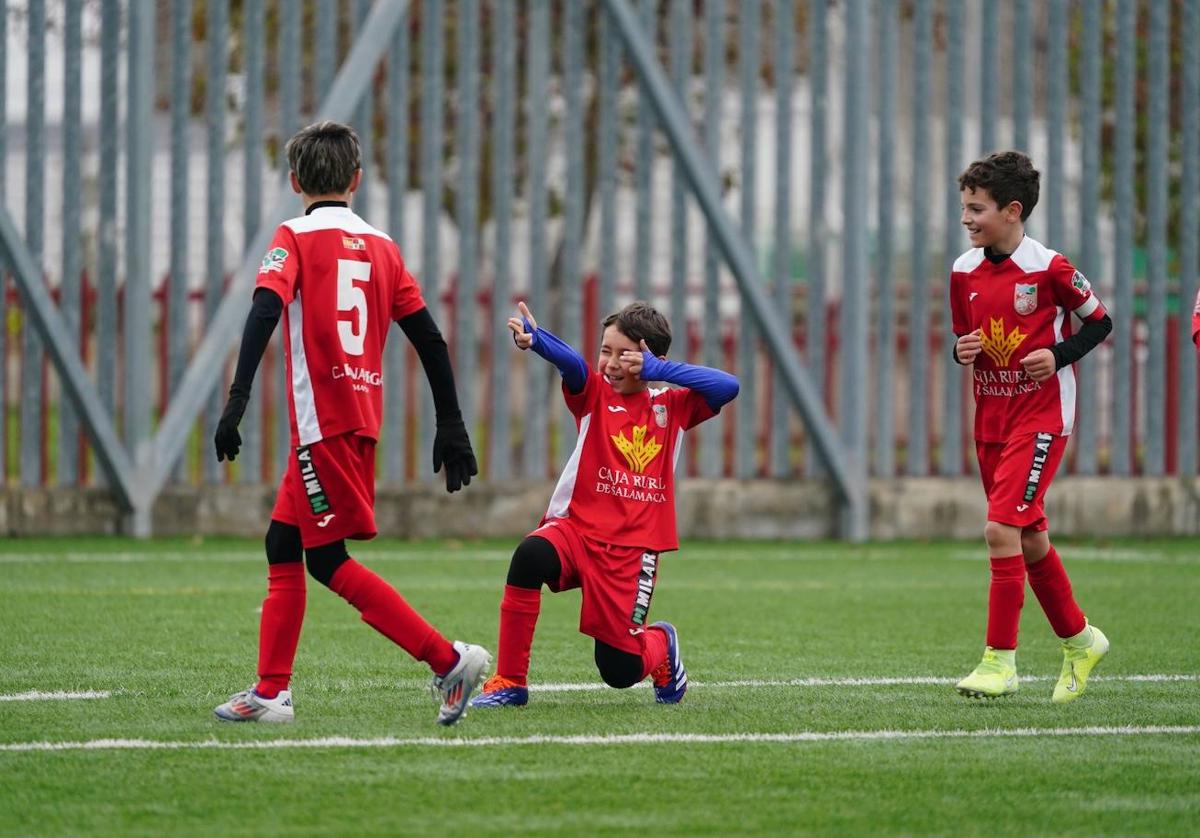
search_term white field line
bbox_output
[0,690,112,702]
[525,673,1200,692]
[3,725,1199,753]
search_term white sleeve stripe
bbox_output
[1073,295,1101,319]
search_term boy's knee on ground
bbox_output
[305,540,350,587]
[506,536,561,590]
[594,641,642,689]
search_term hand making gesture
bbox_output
[507,301,537,350]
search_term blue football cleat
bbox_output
[650,621,688,704]
[469,675,529,708]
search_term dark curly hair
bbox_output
[958,150,1040,221]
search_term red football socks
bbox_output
[495,585,542,686]
[986,554,1026,650]
[329,558,459,675]
[255,562,307,699]
[638,625,670,681]
[1026,545,1087,638]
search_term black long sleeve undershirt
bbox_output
[397,306,463,424]
[229,287,284,400]
[1050,313,1112,370]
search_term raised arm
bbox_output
[507,301,589,395]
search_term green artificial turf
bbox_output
[1,537,1197,836]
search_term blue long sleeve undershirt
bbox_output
[525,320,739,410]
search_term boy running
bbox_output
[950,151,1112,703]
[470,301,738,707]
[211,121,490,726]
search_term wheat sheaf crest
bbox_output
[611,424,663,473]
[979,317,1028,367]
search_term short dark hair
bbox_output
[285,120,362,196]
[958,150,1040,221]
[602,301,672,357]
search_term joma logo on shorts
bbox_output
[296,446,331,514]
[630,552,659,626]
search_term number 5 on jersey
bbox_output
[337,259,371,356]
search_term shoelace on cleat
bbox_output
[651,658,673,688]
[480,675,524,694]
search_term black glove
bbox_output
[432,418,478,493]
[214,391,249,462]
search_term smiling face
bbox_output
[597,325,647,395]
[960,186,1025,253]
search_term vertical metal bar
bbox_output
[1045,0,1066,250]
[1075,0,1102,475]
[1111,0,1135,475]
[873,0,896,478]
[1144,0,1169,476]
[457,0,481,441]
[839,0,868,482]
[523,0,549,478]
[1012,0,1031,153]
[700,0,725,478]
[598,3,619,320]
[804,0,827,477]
[489,0,515,480]
[736,0,760,479]
[386,12,411,483]
[1179,0,1200,477]
[316,0,338,104]
[560,0,585,452]
[978,0,997,152]
[240,0,266,483]
[907,0,931,476]
[633,0,655,301]
[169,0,193,483]
[58,0,84,486]
[0,0,6,481]
[769,0,794,477]
[97,0,119,453]
[420,0,445,478]
[204,0,229,484]
[354,0,373,221]
[668,0,691,333]
[940,0,965,476]
[277,0,301,480]
[21,0,46,487]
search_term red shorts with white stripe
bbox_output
[975,431,1068,531]
[271,432,377,548]
[531,518,661,655]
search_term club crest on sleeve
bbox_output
[259,247,289,274]
[653,403,668,428]
[1014,283,1038,316]
[1071,271,1092,296]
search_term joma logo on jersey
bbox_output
[611,424,663,473]
[1024,432,1054,502]
[980,317,1028,367]
[295,446,331,514]
[630,551,659,626]
[259,247,289,274]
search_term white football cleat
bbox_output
[430,641,493,726]
[214,687,295,723]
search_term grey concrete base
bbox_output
[0,478,1197,540]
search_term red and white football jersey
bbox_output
[543,371,717,552]
[950,236,1107,442]
[255,205,425,446]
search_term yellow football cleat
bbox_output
[955,647,1019,699]
[1052,624,1109,704]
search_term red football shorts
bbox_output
[531,519,661,655]
[975,431,1068,531]
[272,432,377,548]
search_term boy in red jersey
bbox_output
[950,151,1112,703]
[470,301,738,707]
[211,121,490,726]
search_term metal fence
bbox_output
[0,0,1197,535]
